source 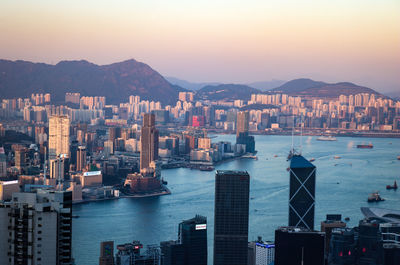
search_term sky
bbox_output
[1,0,399,92]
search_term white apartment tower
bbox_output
[49,115,70,159]
[0,189,73,265]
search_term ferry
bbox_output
[199,165,214,171]
[367,192,385,202]
[317,135,337,141]
[357,143,373,149]
[386,180,398,190]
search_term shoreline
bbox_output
[72,186,171,205]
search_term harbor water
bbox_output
[72,135,400,264]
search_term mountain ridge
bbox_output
[0,59,185,105]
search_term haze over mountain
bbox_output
[270,78,382,98]
[166,77,285,91]
[0,59,185,105]
[195,84,261,101]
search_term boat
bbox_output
[344,217,350,221]
[309,158,315,162]
[386,180,398,190]
[397,156,400,160]
[334,156,341,159]
[317,135,337,141]
[357,144,373,149]
[199,165,214,171]
[274,154,278,158]
[367,192,385,202]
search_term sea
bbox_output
[72,135,400,264]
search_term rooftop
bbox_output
[290,155,315,169]
[216,170,249,176]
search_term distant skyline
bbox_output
[1,0,399,92]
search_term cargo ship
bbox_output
[386,180,398,190]
[317,136,337,141]
[357,143,373,149]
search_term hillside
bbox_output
[0,59,185,105]
[195,84,261,101]
[270,78,381,98]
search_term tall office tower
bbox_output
[49,115,70,159]
[76,146,87,172]
[236,111,249,137]
[99,241,115,265]
[178,215,208,265]
[14,147,28,172]
[321,214,346,258]
[0,189,73,265]
[328,228,357,265]
[160,240,184,265]
[357,220,384,265]
[274,227,325,265]
[214,170,250,265]
[289,155,316,230]
[140,113,159,170]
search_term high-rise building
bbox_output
[321,214,346,258]
[99,241,115,265]
[76,146,87,172]
[0,189,73,265]
[357,220,384,265]
[14,147,28,172]
[236,111,249,137]
[328,228,357,265]
[248,237,275,265]
[49,157,65,186]
[115,241,160,265]
[179,215,207,265]
[49,115,70,159]
[274,226,325,265]
[140,113,159,170]
[160,240,185,265]
[214,170,250,265]
[0,147,7,177]
[289,155,316,230]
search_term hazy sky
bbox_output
[1,0,399,92]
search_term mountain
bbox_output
[166,76,286,91]
[195,84,261,101]
[0,59,186,105]
[270,78,381,98]
[247,80,286,90]
[165,76,220,90]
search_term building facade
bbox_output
[289,155,316,230]
[0,189,73,265]
[214,170,250,265]
[49,115,70,159]
[140,113,159,170]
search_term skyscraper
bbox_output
[99,241,115,265]
[0,189,73,265]
[179,215,208,265]
[140,113,159,170]
[236,111,255,153]
[49,115,70,159]
[160,240,185,265]
[274,226,325,265]
[236,111,249,137]
[289,155,316,230]
[214,170,250,265]
[76,146,87,172]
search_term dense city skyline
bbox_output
[1,0,400,92]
